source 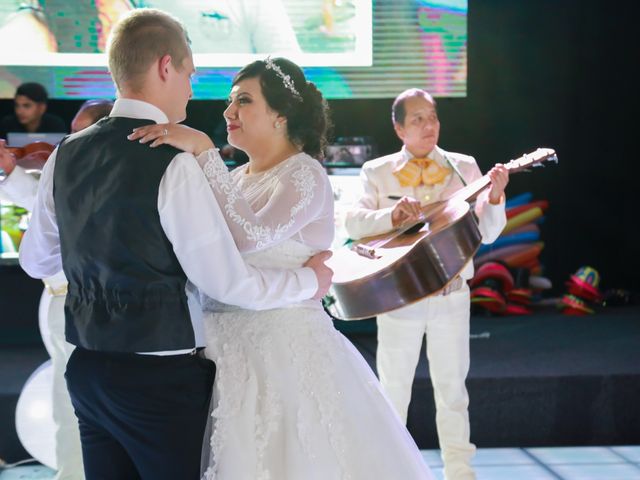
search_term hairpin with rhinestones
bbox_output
[264,57,301,99]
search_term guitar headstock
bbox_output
[505,148,558,173]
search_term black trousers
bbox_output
[65,347,215,480]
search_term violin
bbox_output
[5,141,55,170]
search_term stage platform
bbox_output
[343,305,640,449]
[1,306,639,466]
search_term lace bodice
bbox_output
[196,150,334,312]
[196,149,334,253]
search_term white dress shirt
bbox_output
[19,98,318,354]
[0,166,39,211]
[0,166,69,294]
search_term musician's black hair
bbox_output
[392,88,437,125]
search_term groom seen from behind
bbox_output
[19,8,332,480]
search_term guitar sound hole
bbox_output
[403,222,425,235]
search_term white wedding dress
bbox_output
[197,150,434,480]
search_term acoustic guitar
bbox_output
[325,147,558,320]
[3,141,55,170]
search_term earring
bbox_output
[274,122,281,129]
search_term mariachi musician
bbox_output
[344,88,509,480]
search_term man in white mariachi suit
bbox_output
[1,144,83,480]
[0,101,113,480]
[344,88,509,480]
[0,100,113,480]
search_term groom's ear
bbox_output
[158,54,173,82]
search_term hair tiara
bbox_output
[264,57,302,99]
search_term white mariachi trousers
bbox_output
[38,289,84,480]
[376,283,476,480]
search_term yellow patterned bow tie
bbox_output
[393,157,451,187]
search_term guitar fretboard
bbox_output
[447,148,557,203]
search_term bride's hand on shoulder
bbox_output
[127,123,215,156]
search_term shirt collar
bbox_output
[398,145,443,166]
[109,98,170,124]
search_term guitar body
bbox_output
[325,148,557,321]
[326,199,482,320]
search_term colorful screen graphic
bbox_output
[0,0,467,99]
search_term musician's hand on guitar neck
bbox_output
[391,196,423,227]
[488,164,509,204]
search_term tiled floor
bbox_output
[1,446,640,479]
[425,446,640,480]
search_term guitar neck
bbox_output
[446,148,558,204]
[447,174,492,203]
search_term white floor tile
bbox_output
[527,446,624,464]
[550,463,640,480]
[430,466,445,480]
[472,448,535,465]
[421,449,444,467]
[612,446,640,463]
[475,464,558,480]
[0,465,55,479]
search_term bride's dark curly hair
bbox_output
[232,57,332,159]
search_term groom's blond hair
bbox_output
[107,8,191,93]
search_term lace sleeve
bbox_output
[196,149,330,253]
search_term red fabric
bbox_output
[504,303,532,315]
[559,294,594,314]
[566,275,602,301]
[507,289,533,305]
[470,262,514,291]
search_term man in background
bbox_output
[70,99,114,133]
[0,82,67,140]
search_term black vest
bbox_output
[53,117,194,352]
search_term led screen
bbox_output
[0,0,466,99]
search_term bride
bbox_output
[130,57,434,480]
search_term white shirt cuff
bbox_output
[296,267,318,300]
[379,207,395,233]
[1,165,28,192]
